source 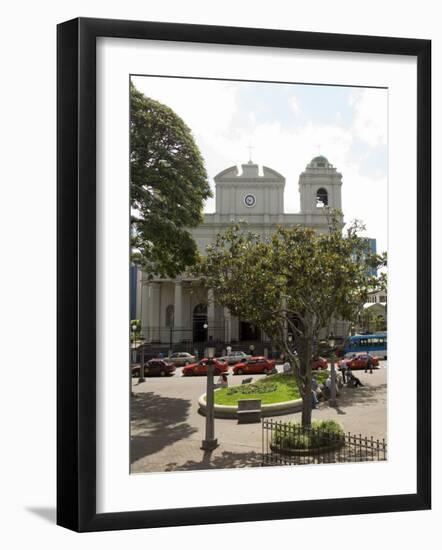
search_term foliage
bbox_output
[130,319,142,342]
[130,319,141,331]
[226,382,278,395]
[130,81,212,278]
[359,309,387,333]
[272,419,344,450]
[196,210,386,426]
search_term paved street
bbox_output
[131,362,387,473]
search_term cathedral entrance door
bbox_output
[193,304,208,344]
[239,321,261,342]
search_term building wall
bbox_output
[139,157,348,344]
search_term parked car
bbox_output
[337,352,380,370]
[132,359,176,377]
[166,352,196,366]
[232,357,276,375]
[182,359,228,376]
[218,350,251,365]
[311,356,328,370]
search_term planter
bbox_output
[270,438,345,456]
[198,391,303,419]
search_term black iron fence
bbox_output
[262,419,387,466]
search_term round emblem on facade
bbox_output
[244,193,256,208]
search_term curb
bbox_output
[198,391,303,419]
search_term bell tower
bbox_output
[214,161,285,216]
[299,156,342,213]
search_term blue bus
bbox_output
[342,332,387,359]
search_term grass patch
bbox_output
[214,371,328,406]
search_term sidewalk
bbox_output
[131,366,387,473]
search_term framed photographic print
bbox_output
[57,18,431,532]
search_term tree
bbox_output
[130,81,212,278]
[196,211,386,427]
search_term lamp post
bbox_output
[201,323,218,451]
[132,322,145,383]
[328,334,336,407]
[131,321,138,344]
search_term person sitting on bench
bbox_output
[346,368,364,387]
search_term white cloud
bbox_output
[350,88,388,147]
[289,96,300,115]
[132,76,387,253]
[132,75,239,138]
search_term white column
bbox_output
[140,273,150,340]
[173,281,183,343]
[230,315,239,341]
[207,289,215,341]
[135,268,142,320]
[149,282,161,342]
[224,306,231,344]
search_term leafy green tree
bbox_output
[130,81,212,278]
[197,211,385,427]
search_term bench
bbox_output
[241,377,253,385]
[237,399,262,423]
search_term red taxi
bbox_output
[232,356,276,375]
[338,352,379,370]
[131,359,176,378]
[311,356,328,370]
[182,358,228,376]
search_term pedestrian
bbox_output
[340,360,349,384]
[346,368,364,387]
[249,344,255,357]
[311,376,319,409]
[226,345,232,356]
[365,354,373,374]
[323,375,332,398]
[217,372,228,387]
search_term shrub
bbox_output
[226,382,277,396]
[272,420,344,450]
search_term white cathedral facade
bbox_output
[136,155,348,353]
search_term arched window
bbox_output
[165,304,174,328]
[316,188,328,207]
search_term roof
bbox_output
[312,155,328,163]
[363,302,386,310]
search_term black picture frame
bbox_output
[57,17,431,532]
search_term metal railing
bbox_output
[130,326,279,360]
[262,419,387,466]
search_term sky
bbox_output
[132,75,388,254]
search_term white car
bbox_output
[166,352,196,366]
[218,351,252,365]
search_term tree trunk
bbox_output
[283,326,314,428]
[300,334,313,428]
[301,393,312,428]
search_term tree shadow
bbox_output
[164,449,262,471]
[130,392,198,463]
[336,383,387,408]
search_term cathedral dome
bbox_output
[308,155,332,169]
[312,155,328,163]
